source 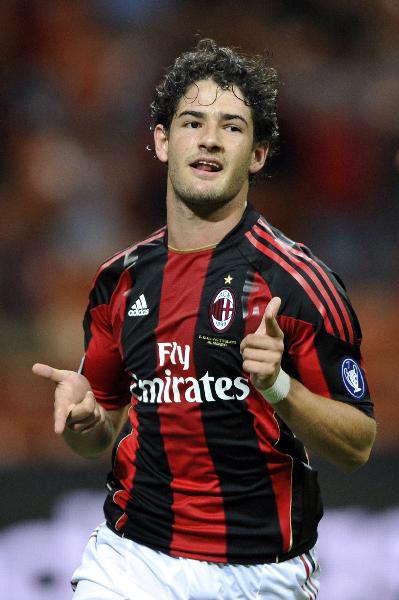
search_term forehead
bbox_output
[175,79,252,121]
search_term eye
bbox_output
[184,121,201,129]
[224,124,242,133]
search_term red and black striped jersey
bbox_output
[80,204,373,565]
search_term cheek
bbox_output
[168,139,191,167]
[230,147,253,176]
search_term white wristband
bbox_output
[260,369,291,405]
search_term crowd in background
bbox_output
[1,0,398,462]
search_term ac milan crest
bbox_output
[209,288,236,332]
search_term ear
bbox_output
[249,144,269,175]
[154,124,169,163]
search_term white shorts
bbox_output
[71,522,320,600]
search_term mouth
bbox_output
[189,158,223,174]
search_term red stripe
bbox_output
[301,586,313,600]
[254,223,350,342]
[84,306,131,410]
[113,404,139,512]
[300,554,317,599]
[290,245,354,344]
[246,231,336,337]
[243,272,293,553]
[111,269,134,354]
[155,249,227,561]
[114,511,129,531]
[266,449,293,553]
[306,551,321,596]
[279,316,332,397]
[108,269,138,515]
[300,552,310,576]
[257,218,354,343]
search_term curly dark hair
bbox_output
[150,38,279,157]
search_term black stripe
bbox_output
[314,328,373,416]
[83,230,167,348]
[82,254,127,348]
[306,550,316,572]
[303,579,317,599]
[193,244,284,562]
[291,460,323,553]
[304,569,319,597]
[104,242,175,553]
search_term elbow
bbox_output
[342,417,377,473]
[340,447,372,473]
[338,428,376,473]
[79,448,109,460]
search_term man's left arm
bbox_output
[240,297,376,472]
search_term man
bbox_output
[33,39,376,599]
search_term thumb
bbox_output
[255,297,282,337]
[265,296,282,337]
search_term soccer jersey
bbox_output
[80,204,373,565]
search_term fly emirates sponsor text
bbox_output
[130,342,250,404]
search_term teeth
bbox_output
[194,160,221,171]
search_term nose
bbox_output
[198,123,223,152]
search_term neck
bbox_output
[167,195,248,251]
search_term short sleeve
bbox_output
[282,306,374,418]
[79,278,131,411]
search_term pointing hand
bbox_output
[240,297,285,391]
[32,363,104,434]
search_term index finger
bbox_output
[32,363,70,384]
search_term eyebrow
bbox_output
[177,110,248,126]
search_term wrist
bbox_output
[260,369,291,405]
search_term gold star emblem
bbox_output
[224,274,233,285]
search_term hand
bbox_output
[32,363,104,434]
[240,297,285,391]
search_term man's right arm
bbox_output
[32,363,128,459]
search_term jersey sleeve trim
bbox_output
[246,230,336,338]
[246,220,355,344]
[91,227,167,290]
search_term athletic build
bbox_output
[33,40,376,599]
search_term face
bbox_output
[154,79,268,210]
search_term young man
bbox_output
[33,39,375,599]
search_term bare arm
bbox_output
[240,297,376,472]
[274,378,375,471]
[32,363,129,459]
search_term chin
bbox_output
[177,182,238,206]
[179,192,234,210]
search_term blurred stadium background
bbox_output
[0,1,398,598]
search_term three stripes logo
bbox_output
[128,294,149,317]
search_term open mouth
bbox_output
[190,159,223,173]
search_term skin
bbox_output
[154,79,268,250]
[31,363,127,458]
[32,78,376,469]
[240,297,376,471]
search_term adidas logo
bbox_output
[128,294,149,317]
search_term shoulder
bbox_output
[89,226,167,306]
[241,215,360,344]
